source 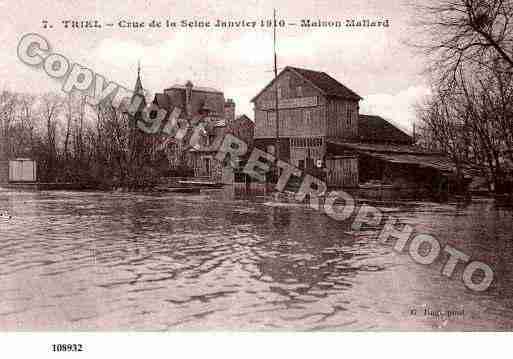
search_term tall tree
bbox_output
[416,0,513,86]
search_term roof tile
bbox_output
[358,114,413,144]
[287,66,362,100]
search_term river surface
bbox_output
[0,188,512,330]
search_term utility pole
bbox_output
[273,9,280,176]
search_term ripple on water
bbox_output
[0,191,512,330]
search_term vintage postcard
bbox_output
[1,0,513,346]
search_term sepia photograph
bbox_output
[1,0,513,355]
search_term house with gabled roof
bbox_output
[151,81,237,182]
[252,65,362,187]
[252,66,465,198]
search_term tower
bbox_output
[185,80,193,118]
[127,62,151,164]
[224,98,236,125]
[131,61,146,105]
[129,61,146,128]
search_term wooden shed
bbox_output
[252,66,362,188]
[9,159,37,182]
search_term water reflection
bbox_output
[0,188,512,330]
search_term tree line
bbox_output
[0,91,170,189]
[414,0,513,193]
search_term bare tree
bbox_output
[413,0,513,193]
[38,93,62,181]
[414,0,513,86]
[417,67,513,192]
[0,89,163,189]
[0,91,18,158]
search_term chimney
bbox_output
[185,81,193,118]
[224,98,235,125]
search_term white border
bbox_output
[0,332,510,359]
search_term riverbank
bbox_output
[1,179,511,209]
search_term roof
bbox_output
[327,140,457,173]
[236,114,253,122]
[358,114,413,144]
[288,67,362,100]
[251,66,362,102]
[328,140,444,156]
[165,84,222,94]
[153,93,171,110]
[153,92,223,116]
[130,69,146,106]
[232,114,254,127]
[367,152,456,173]
[134,74,143,95]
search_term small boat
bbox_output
[168,187,201,194]
[177,180,224,189]
[154,186,201,194]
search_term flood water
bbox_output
[0,188,512,330]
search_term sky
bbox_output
[0,0,430,133]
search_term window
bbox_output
[304,109,312,126]
[204,158,211,176]
[297,86,303,97]
[306,157,314,169]
[267,111,276,131]
[277,83,287,99]
[347,107,352,126]
[284,112,289,132]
